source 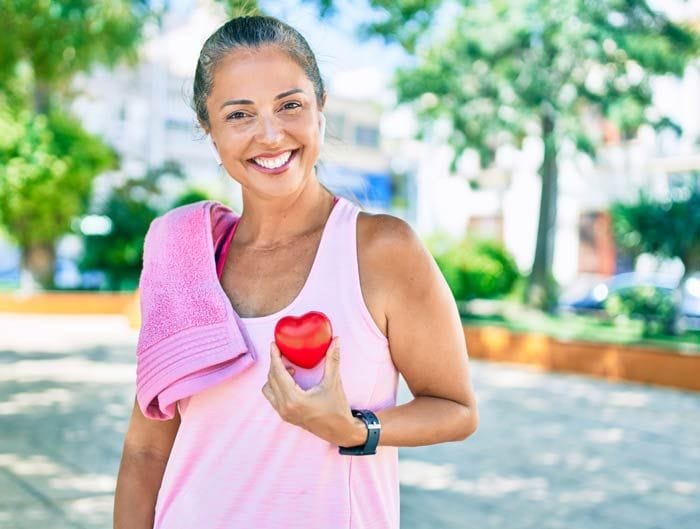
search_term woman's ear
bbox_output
[207,136,223,165]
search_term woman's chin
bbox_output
[245,173,310,199]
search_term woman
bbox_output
[114,15,478,529]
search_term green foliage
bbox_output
[611,186,700,275]
[375,0,700,166]
[430,234,520,301]
[171,188,217,209]
[605,285,678,336]
[0,0,147,91]
[0,0,155,288]
[0,99,116,248]
[357,0,443,53]
[78,162,188,291]
[220,0,262,17]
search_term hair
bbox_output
[193,15,326,130]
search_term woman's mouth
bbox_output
[248,149,298,174]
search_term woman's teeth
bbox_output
[253,150,293,169]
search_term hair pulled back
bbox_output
[193,15,326,130]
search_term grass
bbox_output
[461,300,700,355]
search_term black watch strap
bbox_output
[338,409,381,456]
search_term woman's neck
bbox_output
[235,180,335,250]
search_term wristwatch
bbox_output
[338,409,381,456]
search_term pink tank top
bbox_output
[153,196,400,529]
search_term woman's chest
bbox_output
[220,234,387,336]
[220,238,317,316]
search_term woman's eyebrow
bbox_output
[275,88,304,99]
[219,88,305,110]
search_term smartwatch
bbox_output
[338,409,381,456]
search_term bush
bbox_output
[604,286,678,336]
[431,235,520,301]
[170,188,214,209]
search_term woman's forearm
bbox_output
[113,448,169,529]
[344,395,478,448]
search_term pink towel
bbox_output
[135,200,257,420]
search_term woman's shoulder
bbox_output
[357,210,423,255]
[356,210,432,288]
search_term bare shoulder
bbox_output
[356,212,436,331]
[356,211,424,259]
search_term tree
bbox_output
[0,0,151,113]
[0,97,117,288]
[0,0,151,288]
[610,183,700,334]
[611,185,700,281]
[352,0,699,310]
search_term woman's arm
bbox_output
[113,398,180,529]
[347,214,479,447]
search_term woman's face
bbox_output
[205,46,324,199]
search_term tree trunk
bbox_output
[22,241,56,290]
[526,108,559,311]
[33,81,50,114]
[19,81,55,290]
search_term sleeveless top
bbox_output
[152,196,400,529]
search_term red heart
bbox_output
[274,311,333,369]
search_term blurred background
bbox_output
[1,1,699,528]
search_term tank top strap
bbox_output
[305,195,362,295]
[311,196,388,345]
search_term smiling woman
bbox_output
[113,15,479,529]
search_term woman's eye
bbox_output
[282,101,301,111]
[227,111,247,120]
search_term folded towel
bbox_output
[135,200,257,420]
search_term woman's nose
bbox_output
[256,114,284,145]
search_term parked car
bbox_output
[559,272,700,331]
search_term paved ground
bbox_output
[0,313,698,529]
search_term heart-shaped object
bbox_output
[274,311,333,369]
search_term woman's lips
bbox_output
[248,149,299,174]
